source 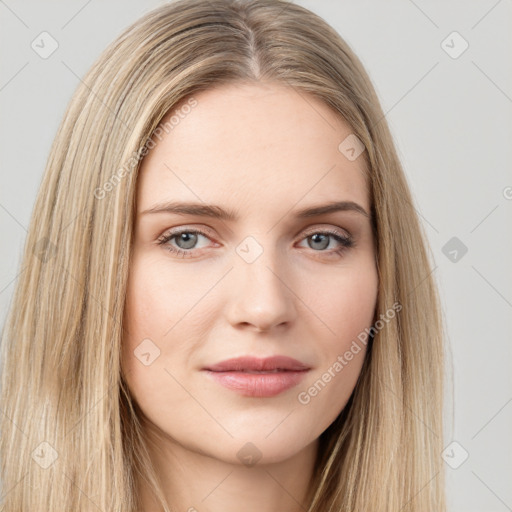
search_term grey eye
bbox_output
[307,233,330,250]
[175,232,198,249]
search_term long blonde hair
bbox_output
[0,0,447,510]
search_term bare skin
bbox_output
[122,82,378,512]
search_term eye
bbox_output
[157,226,355,259]
[296,228,354,257]
[157,228,214,258]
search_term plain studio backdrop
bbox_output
[0,1,511,511]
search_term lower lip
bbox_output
[203,370,309,397]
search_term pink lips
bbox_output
[202,356,310,397]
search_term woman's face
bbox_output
[122,82,378,465]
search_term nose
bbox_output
[225,246,297,333]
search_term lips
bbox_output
[202,356,310,397]
[204,355,310,372]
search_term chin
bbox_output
[205,433,316,467]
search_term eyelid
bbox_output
[299,224,351,239]
[159,223,351,243]
[157,232,352,261]
[159,224,217,240]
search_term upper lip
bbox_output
[203,356,310,372]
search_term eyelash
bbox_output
[156,227,354,259]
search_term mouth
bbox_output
[215,369,298,373]
[203,355,310,372]
[202,356,311,397]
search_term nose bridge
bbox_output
[227,234,296,331]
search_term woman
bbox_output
[0,0,446,510]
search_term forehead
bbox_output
[137,82,369,215]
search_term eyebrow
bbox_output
[140,200,370,220]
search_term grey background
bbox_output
[1,1,511,510]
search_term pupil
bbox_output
[310,234,329,250]
[177,232,197,249]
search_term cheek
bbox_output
[122,257,174,387]
[121,254,217,400]
[294,258,378,406]
[123,268,165,350]
[121,265,188,427]
[302,259,378,344]
[123,254,212,343]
